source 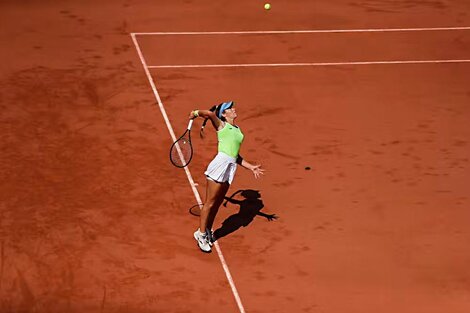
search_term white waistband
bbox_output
[215,151,237,162]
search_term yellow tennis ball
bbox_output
[264,3,271,10]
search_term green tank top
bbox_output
[217,123,244,158]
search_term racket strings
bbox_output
[170,137,192,167]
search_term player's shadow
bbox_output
[214,189,278,240]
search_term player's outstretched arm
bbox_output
[237,155,264,179]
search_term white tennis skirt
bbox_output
[204,152,237,184]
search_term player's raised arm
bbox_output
[190,109,222,130]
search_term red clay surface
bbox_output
[2,1,470,313]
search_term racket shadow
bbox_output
[189,204,202,216]
[213,189,278,241]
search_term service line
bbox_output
[132,26,470,36]
[147,59,470,69]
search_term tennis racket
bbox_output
[170,119,194,168]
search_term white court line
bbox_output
[148,59,470,69]
[130,33,246,313]
[132,25,470,35]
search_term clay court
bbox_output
[1,1,470,312]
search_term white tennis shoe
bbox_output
[206,228,215,247]
[194,229,211,253]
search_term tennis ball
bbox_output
[264,3,271,10]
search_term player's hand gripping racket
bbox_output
[170,119,194,168]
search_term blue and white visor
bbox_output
[217,101,234,118]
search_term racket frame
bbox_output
[169,119,194,168]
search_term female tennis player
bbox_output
[189,101,264,253]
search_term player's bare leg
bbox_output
[194,179,223,252]
[199,179,224,233]
[206,182,230,231]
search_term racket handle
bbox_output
[187,119,194,130]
